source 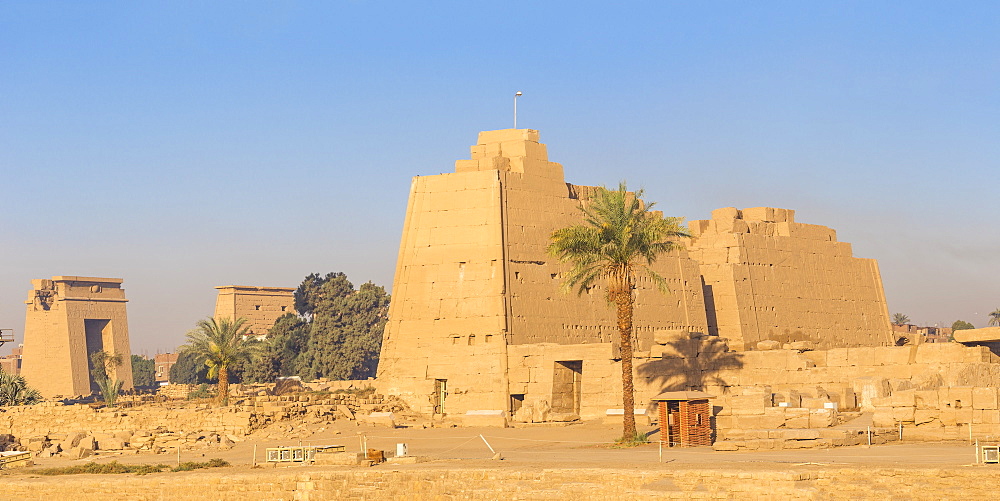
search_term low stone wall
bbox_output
[0,392,409,458]
[2,466,997,500]
[0,402,258,439]
[634,339,1000,448]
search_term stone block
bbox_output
[892,407,916,423]
[547,412,579,423]
[838,388,858,410]
[756,340,780,351]
[362,412,397,428]
[712,441,740,451]
[973,387,998,410]
[63,432,85,450]
[940,408,958,426]
[870,396,892,408]
[956,408,974,424]
[79,436,96,451]
[873,409,896,427]
[826,349,848,367]
[802,350,827,367]
[873,346,913,366]
[808,409,836,428]
[653,329,690,345]
[800,397,828,409]
[784,408,810,428]
[915,343,969,364]
[99,438,125,450]
[26,440,46,453]
[948,387,974,408]
[847,348,875,367]
[914,390,939,410]
[460,410,509,427]
[890,391,916,407]
[712,207,741,220]
[313,452,364,465]
[852,378,890,411]
[914,409,938,425]
[781,429,820,440]
[729,394,770,415]
[982,410,1000,424]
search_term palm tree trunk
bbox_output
[217,365,229,406]
[615,290,637,440]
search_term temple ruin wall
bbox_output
[213,285,295,338]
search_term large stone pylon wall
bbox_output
[376,153,511,414]
[20,276,134,398]
[378,129,709,415]
[687,207,894,351]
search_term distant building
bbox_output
[213,285,296,339]
[892,324,952,343]
[0,345,23,376]
[155,353,179,384]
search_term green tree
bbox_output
[169,350,210,385]
[990,309,1000,327]
[182,317,261,405]
[952,320,975,331]
[296,275,390,380]
[131,355,156,387]
[547,182,689,441]
[891,313,911,326]
[0,368,42,406]
[240,313,310,383]
[89,351,124,406]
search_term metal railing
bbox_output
[0,329,13,346]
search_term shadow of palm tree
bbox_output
[636,334,744,395]
[637,335,743,444]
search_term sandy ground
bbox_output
[7,419,987,475]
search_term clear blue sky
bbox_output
[2,1,998,354]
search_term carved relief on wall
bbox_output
[34,289,56,311]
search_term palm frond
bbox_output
[548,182,689,300]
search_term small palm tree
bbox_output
[0,368,41,406]
[183,317,260,405]
[891,313,910,326]
[548,182,689,441]
[90,351,125,406]
[989,309,1000,327]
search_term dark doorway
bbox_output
[84,319,111,392]
[510,393,525,414]
[433,379,447,415]
[551,360,582,414]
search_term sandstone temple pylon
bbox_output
[377,129,894,421]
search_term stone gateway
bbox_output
[20,276,134,398]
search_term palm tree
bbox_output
[0,368,41,406]
[547,182,689,441]
[90,350,125,406]
[183,317,260,405]
[891,313,910,326]
[989,309,1000,327]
